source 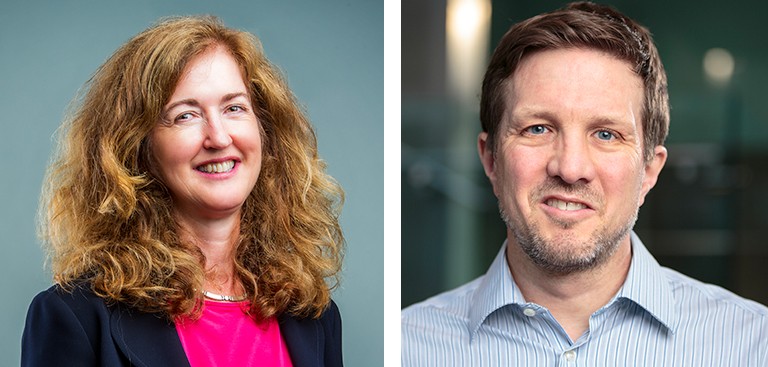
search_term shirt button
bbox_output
[564,350,576,362]
[522,307,536,317]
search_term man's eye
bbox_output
[595,130,616,141]
[526,125,548,135]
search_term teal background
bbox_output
[0,1,383,365]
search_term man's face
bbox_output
[478,48,667,274]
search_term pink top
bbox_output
[175,300,293,367]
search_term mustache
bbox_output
[531,177,603,208]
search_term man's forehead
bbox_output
[506,49,641,98]
[500,48,644,127]
[510,47,640,83]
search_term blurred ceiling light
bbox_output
[446,0,491,104]
[703,47,735,85]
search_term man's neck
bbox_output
[505,235,633,341]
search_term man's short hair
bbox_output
[480,1,669,162]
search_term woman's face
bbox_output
[151,46,262,220]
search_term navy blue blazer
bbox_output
[22,284,343,366]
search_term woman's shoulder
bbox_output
[23,282,186,366]
[277,299,343,367]
[27,282,113,329]
[321,299,341,324]
[321,299,340,315]
[23,282,114,365]
[31,282,105,308]
[284,299,341,326]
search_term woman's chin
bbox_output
[175,197,247,220]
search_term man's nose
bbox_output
[546,134,596,184]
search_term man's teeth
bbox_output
[546,198,586,211]
[198,160,235,173]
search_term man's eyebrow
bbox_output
[509,109,558,125]
[587,116,629,127]
[511,108,633,126]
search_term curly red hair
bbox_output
[40,16,344,320]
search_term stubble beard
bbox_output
[499,183,639,276]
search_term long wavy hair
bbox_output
[40,16,344,320]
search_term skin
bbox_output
[151,45,262,296]
[478,48,667,341]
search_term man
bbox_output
[401,2,768,366]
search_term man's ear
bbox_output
[478,132,499,195]
[639,145,667,206]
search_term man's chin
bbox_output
[509,224,625,275]
[534,220,591,239]
[523,242,609,275]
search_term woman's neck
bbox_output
[175,210,242,295]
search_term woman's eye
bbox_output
[525,125,548,135]
[175,112,193,121]
[595,130,616,141]
[227,105,245,113]
[172,111,204,124]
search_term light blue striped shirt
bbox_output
[402,232,768,366]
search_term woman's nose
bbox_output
[203,115,233,149]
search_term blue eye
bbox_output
[175,112,193,122]
[171,111,205,124]
[526,125,548,135]
[595,130,616,141]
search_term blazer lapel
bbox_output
[279,314,323,367]
[110,305,191,367]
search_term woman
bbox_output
[22,16,344,367]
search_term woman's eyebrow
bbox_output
[221,92,249,103]
[163,98,200,114]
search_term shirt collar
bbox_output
[468,240,524,338]
[467,231,679,338]
[615,231,679,333]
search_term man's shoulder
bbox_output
[661,266,768,318]
[401,277,486,365]
[402,276,484,327]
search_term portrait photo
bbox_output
[1,1,382,366]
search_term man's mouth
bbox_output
[196,160,236,174]
[545,198,587,211]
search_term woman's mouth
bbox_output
[196,160,236,174]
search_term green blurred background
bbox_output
[0,1,382,365]
[403,0,768,308]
